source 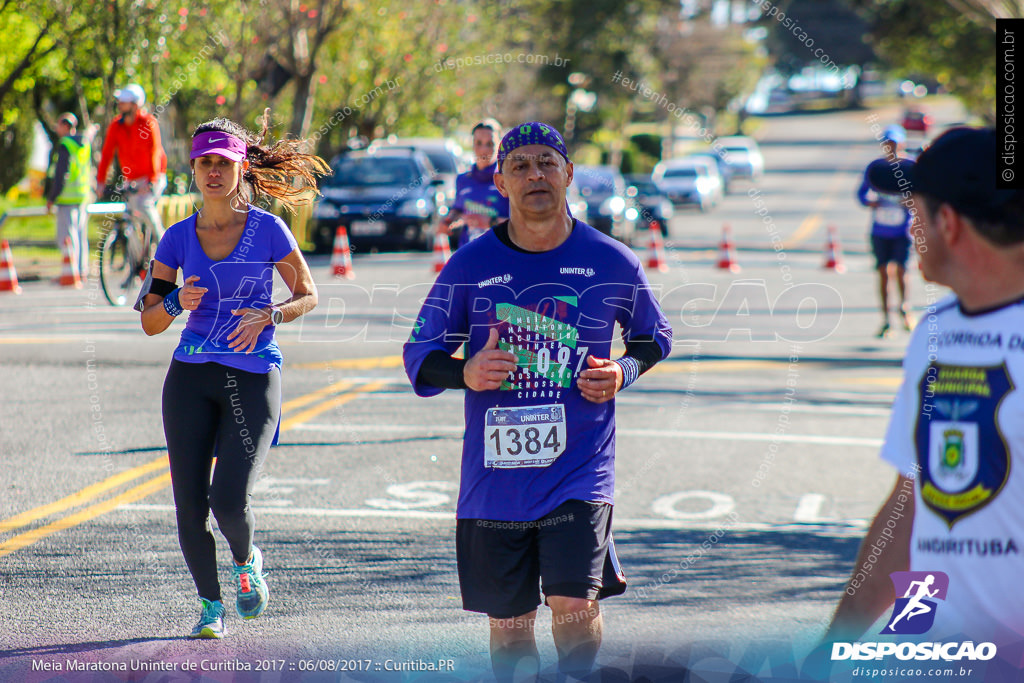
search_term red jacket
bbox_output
[95,109,168,186]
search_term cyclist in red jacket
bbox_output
[96,84,168,239]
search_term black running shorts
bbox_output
[871,234,911,268]
[456,499,627,619]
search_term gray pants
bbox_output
[127,174,167,241]
[55,203,88,277]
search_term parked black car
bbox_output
[311,149,445,253]
[625,174,674,237]
[573,165,639,244]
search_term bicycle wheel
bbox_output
[99,221,138,306]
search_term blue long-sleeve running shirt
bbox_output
[403,219,672,521]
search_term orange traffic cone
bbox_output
[646,220,669,272]
[331,225,355,279]
[0,239,22,294]
[59,237,83,288]
[716,224,741,273]
[432,231,451,273]
[822,224,846,273]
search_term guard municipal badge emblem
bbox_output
[915,362,1014,528]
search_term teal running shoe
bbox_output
[232,545,269,619]
[188,598,225,639]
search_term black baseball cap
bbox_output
[867,127,1017,222]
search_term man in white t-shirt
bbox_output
[825,128,1024,647]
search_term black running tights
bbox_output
[162,359,281,601]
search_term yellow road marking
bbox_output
[281,380,391,431]
[647,359,784,375]
[782,213,822,249]
[0,473,172,559]
[292,356,404,371]
[0,377,389,554]
[0,338,70,345]
[782,171,846,248]
[0,458,168,533]
[281,379,354,414]
[838,376,902,388]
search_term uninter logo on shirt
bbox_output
[559,267,595,277]
[477,274,512,287]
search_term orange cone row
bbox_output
[646,220,668,272]
[331,225,355,279]
[822,224,846,273]
[0,239,21,294]
[433,231,452,273]
[716,223,741,273]
[59,236,83,288]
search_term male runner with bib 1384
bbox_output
[825,128,1024,651]
[404,122,672,682]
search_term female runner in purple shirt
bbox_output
[139,113,327,639]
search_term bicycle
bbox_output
[98,184,161,306]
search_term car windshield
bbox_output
[423,151,457,174]
[629,179,658,195]
[330,157,420,186]
[575,171,617,193]
[663,167,699,179]
[723,146,750,155]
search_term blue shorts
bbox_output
[871,235,911,268]
[456,499,627,619]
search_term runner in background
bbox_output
[857,124,913,337]
[439,118,510,248]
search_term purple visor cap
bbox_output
[190,131,247,162]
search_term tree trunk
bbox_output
[289,71,316,139]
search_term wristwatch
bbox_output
[270,307,284,326]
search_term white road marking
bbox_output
[291,423,883,447]
[794,493,836,523]
[117,503,868,534]
[652,490,736,520]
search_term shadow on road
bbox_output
[0,636,183,658]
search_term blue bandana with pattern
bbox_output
[498,121,569,168]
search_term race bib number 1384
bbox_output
[484,404,567,468]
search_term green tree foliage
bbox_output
[848,0,995,121]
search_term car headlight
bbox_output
[600,196,626,215]
[397,198,431,218]
[625,207,639,222]
[314,202,340,219]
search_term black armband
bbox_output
[416,350,468,390]
[150,278,178,297]
[133,259,179,312]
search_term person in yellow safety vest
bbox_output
[46,113,92,278]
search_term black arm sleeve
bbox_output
[622,337,664,376]
[415,349,469,390]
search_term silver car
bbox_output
[652,157,723,212]
[717,136,765,181]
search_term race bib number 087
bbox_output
[485,404,567,468]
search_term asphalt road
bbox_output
[1,99,1001,682]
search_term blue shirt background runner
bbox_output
[451,161,510,219]
[154,205,298,374]
[857,168,912,239]
[404,220,673,521]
